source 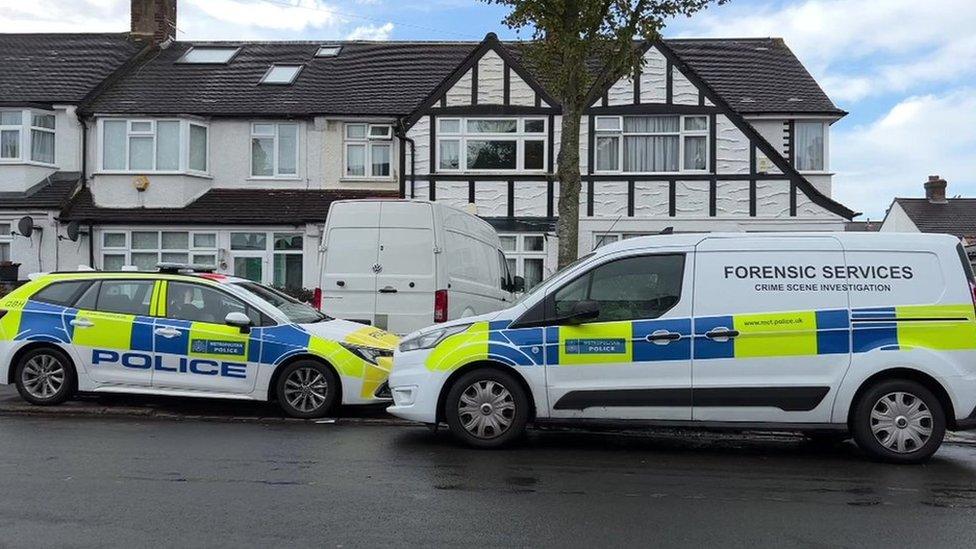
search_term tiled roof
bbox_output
[666,38,844,115]
[894,198,976,238]
[62,187,398,224]
[0,33,144,104]
[0,172,81,210]
[83,37,841,117]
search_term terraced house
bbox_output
[0,0,855,295]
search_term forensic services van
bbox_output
[0,267,398,418]
[317,200,521,335]
[387,232,976,462]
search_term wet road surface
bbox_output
[1,415,975,548]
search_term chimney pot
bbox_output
[924,174,948,204]
[131,0,177,45]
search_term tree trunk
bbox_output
[555,105,583,269]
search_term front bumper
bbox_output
[385,348,443,424]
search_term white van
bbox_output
[388,232,976,463]
[317,200,520,335]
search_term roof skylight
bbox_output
[177,47,240,64]
[260,64,303,85]
[315,45,342,57]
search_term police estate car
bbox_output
[0,267,397,418]
[388,232,976,463]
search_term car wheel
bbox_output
[851,379,945,464]
[444,368,529,448]
[275,360,340,419]
[15,347,76,406]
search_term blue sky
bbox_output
[3,0,974,220]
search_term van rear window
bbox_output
[956,244,975,283]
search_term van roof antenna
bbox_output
[597,215,624,248]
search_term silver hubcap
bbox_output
[458,380,515,439]
[283,367,328,413]
[870,391,933,454]
[22,354,66,400]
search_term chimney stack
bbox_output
[131,0,177,45]
[924,175,948,204]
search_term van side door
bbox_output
[691,236,851,423]
[543,250,694,420]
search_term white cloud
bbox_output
[831,88,976,219]
[677,0,976,102]
[0,0,127,32]
[184,0,340,32]
[346,22,394,40]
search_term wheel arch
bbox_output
[266,354,343,404]
[847,367,957,429]
[8,341,78,386]
[434,360,537,424]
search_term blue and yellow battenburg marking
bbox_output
[0,289,397,398]
[424,305,976,371]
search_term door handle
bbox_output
[704,328,739,340]
[70,318,94,328]
[154,327,182,339]
[378,286,398,294]
[646,330,681,343]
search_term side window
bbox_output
[96,280,155,315]
[166,281,258,325]
[498,250,510,290]
[31,280,92,306]
[552,254,685,323]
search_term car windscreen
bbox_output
[231,282,331,324]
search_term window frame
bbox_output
[0,222,11,263]
[99,229,219,271]
[249,122,299,179]
[259,64,304,85]
[343,123,394,180]
[593,115,709,175]
[175,46,241,64]
[544,252,687,324]
[0,108,57,167]
[794,120,829,173]
[436,117,547,174]
[97,118,209,175]
[499,233,548,293]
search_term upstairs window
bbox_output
[437,117,546,173]
[251,123,298,178]
[344,123,392,178]
[594,115,708,174]
[260,65,303,85]
[315,45,342,57]
[99,119,208,174]
[177,47,240,64]
[0,109,56,165]
[795,121,826,172]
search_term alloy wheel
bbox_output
[283,367,329,413]
[21,353,66,400]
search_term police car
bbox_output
[388,232,976,462]
[0,266,397,418]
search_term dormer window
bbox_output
[260,65,303,85]
[0,108,56,166]
[315,45,342,57]
[177,47,240,64]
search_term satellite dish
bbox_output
[65,221,87,242]
[16,216,39,238]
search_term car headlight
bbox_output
[340,343,393,365]
[399,324,472,353]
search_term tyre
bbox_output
[275,360,340,419]
[14,347,76,406]
[444,368,530,449]
[851,379,946,464]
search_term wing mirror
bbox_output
[566,300,600,325]
[225,311,253,334]
[511,275,525,293]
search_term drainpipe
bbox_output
[395,122,416,199]
[78,114,96,268]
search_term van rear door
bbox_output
[321,203,380,325]
[374,201,436,334]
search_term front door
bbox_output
[691,236,852,423]
[545,251,693,420]
[151,281,260,394]
[73,279,158,387]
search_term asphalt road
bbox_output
[2,416,976,548]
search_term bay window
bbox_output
[438,117,546,172]
[594,115,708,173]
[99,119,208,174]
[344,123,392,178]
[0,109,56,165]
[100,230,218,271]
[795,121,826,172]
[251,122,298,178]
